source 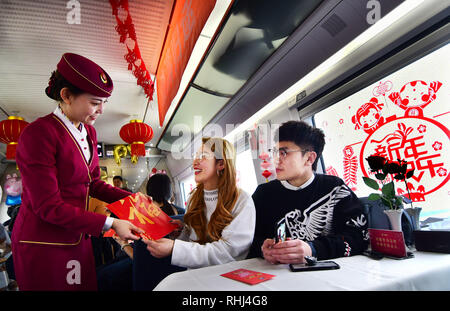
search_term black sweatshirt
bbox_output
[247,174,369,260]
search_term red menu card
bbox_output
[368,228,407,258]
[221,269,275,285]
[104,192,178,240]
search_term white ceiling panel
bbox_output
[0,0,173,148]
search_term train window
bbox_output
[314,44,449,220]
[235,148,258,196]
[179,174,196,209]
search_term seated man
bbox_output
[112,175,132,193]
[247,121,369,263]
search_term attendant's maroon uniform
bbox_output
[12,113,130,290]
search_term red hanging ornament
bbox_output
[260,160,271,170]
[0,116,29,159]
[109,0,154,101]
[258,152,269,161]
[262,170,272,180]
[119,120,153,163]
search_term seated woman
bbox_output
[139,137,256,289]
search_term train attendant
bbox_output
[144,137,255,270]
[11,53,143,291]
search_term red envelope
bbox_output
[221,269,275,285]
[103,228,115,237]
[105,193,178,240]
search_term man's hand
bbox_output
[111,219,143,241]
[261,238,279,264]
[270,239,312,264]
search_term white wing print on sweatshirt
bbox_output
[284,185,351,241]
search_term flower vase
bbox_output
[384,209,403,231]
[405,207,422,230]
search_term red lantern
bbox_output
[262,170,272,179]
[260,160,271,170]
[119,119,153,159]
[258,152,269,161]
[0,116,29,159]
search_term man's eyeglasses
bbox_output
[269,147,309,160]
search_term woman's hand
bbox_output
[143,238,174,258]
[111,219,143,241]
[112,234,128,247]
[167,219,183,239]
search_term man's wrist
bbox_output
[307,241,317,257]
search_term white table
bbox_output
[154,252,450,291]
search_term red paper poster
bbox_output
[368,228,407,258]
[221,269,275,285]
[105,193,178,240]
[156,0,217,126]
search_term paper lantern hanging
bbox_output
[0,116,29,159]
[119,119,153,164]
[149,168,167,178]
[262,169,272,181]
[258,152,269,161]
[259,151,273,182]
[260,160,271,170]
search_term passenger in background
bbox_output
[88,198,121,268]
[146,173,184,217]
[96,231,134,291]
[113,175,132,193]
[132,173,184,290]
[247,121,369,263]
[140,137,256,290]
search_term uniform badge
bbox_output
[100,72,108,84]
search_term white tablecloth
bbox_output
[154,252,450,291]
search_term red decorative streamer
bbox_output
[109,0,154,101]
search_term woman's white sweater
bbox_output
[171,189,255,269]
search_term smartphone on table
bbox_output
[289,261,340,272]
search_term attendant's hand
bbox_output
[271,238,312,264]
[111,219,143,241]
[143,238,175,258]
[261,238,279,264]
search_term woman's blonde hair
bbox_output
[183,137,239,244]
